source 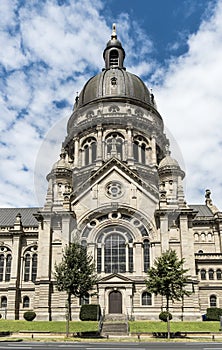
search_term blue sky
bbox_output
[1,0,222,209]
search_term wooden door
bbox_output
[109,291,122,313]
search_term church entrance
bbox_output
[109,290,122,314]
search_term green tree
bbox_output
[145,249,192,338]
[54,241,98,333]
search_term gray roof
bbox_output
[0,208,41,227]
[189,204,214,217]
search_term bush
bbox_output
[206,308,222,321]
[23,311,36,321]
[79,304,101,321]
[159,311,172,322]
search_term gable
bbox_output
[99,273,134,283]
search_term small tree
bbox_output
[145,249,192,338]
[54,241,98,334]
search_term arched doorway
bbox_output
[109,290,122,314]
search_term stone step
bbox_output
[101,318,128,336]
[104,313,127,321]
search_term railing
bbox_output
[126,310,129,335]
[98,313,104,335]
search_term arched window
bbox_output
[209,269,214,280]
[210,295,217,307]
[105,234,126,273]
[201,232,206,242]
[216,269,222,280]
[106,133,124,160]
[97,247,102,273]
[133,136,148,164]
[79,292,90,306]
[200,269,206,280]
[23,248,38,282]
[31,254,37,282]
[5,254,12,282]
[0,255,4,282]
[194,232,199,241]
[96,225,134,273]
[109,49,119,67]
[129,246,133,273]
[82,137,97,166]
[23,296,30,308]
[143,240,150,272]
[24,254,31,282]
[133,142,139,162]
[142,292,152,306]
[1,296,7,308]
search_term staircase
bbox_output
[101,314,128,336]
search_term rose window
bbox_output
[106,182,123,198]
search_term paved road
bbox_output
[1,342,222,350]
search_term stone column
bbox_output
[179,213,196,275]
[96,126,103,165]
[8,214,23,319]
[151,134,157,166]
[159,213,169,252]
[134,243,143,275]
[34,213,52,320]
[73,138,79,168]
[126,126,134,165]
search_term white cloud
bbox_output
[155,0,222,207]
[1,0,222,212]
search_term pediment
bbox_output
[98,273,134,284]
[71,157,158,205]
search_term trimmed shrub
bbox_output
[23,310,36,321]
[159,311,172,322]
[79,304,101,321]
[206,307,222,321]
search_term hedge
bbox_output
[206,307,222,321]
[79,304,101,321]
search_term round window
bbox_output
[106,181,123,199]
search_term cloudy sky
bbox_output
[1,0,222,209]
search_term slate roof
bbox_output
[0,208,41,227]
[189,204,214,218]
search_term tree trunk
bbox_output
[66,293,71,337]
[166,297,170,339]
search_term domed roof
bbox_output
[77,68,152,108]
[52,150,72,171]
[74,24,153,110]
[159,155,180,169]
[158,152,185,179]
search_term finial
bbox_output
[13,213,23,231]
[205,189,219,213]
[75,91,79,104]
[111,23,117,39]
[165,144,171,156]
[60,148,66,159]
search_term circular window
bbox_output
[106,182,123,199]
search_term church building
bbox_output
[0,25,222,321]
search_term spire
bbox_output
[103,24,125,69]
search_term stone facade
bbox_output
[0,25,222,321]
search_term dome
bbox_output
[74,24,154,110]
[158,154,185,179]
[159,155,180,169]
[76,68,153,109]
[52,150,72,171]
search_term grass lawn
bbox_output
[129,321,220,333]
[0,320,98,333]
[0,320,220,334]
